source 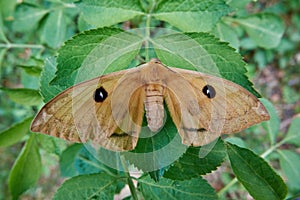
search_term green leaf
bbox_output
[53,173,116,200]
[0,87,42,106]
[138,175,218,200]
[0,116,33,147]
[164,139,226,180]
[234,13,285,49]
[225,137,247,148]
[74,145,103,175]
[260,98,280,145]
[8,134,42,200]
[154,0,231,32]
[36,134,66,155]
[212,21,239,49]
[79,0,144,27]
[59,143,83,177]
[124,112,187,172]
[13,5,48,32]
[18,65,43,76]
[0,13,8,42]
[277,150,300,192]
[226,143,287,200]
[41,9,67,48]
[152,32,260,97]
[40,57,64,102]
[284,116,300,146]
[51,27,142,89]
[0,0,17,19]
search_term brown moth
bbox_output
[31,59,270,151]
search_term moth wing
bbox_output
[31,68,145,151]
[164,67,269,146]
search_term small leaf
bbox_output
[138,175,218,200]
[53,173,116,200]
[234,13,285,49]
[0,87,42,106]
[8,134,42,200]
[18,65,43,76]
[226,143,287,200]
[51,27,142,89]
[260,98,280,145]
[154,0,231,32]
[212,21,239,49]
[284,115,300,146]
[40,57,64,102]
[13,5,48,32]
[59,143,83,177]
[36,134,66,155]
[0,13,8,42]
[277,150,300,192]
[78,0,144,27]
[41,9,67,48]
[0,0,17,20]
[0,116,33,147]
[164,139,226,180]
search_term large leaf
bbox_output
[164,139,226,180]
[53,173,117,200]
[226,143,287,200]
[152,32,260,97]
[234,13,285,49]
[277,150,300,192]
[0,116,33,147]
[51,27,142,88]
[8,134,42,200]
[154,0,231,32]
[0,87,42,106]
[79,0,144,27]
[138,175,218,200]
[124,112,187,173]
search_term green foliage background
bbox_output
[0,0,300,199]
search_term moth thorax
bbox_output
[144,84,164,132]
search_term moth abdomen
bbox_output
[144,84,165,132]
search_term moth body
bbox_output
[144,84,165,132]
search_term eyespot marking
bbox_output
[202,85,216,99]
[94,87,108,102]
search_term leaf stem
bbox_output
[120,155,138,200]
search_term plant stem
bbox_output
[120,155,138,200]
[144,14,151,62]
[0,43,44,49]
[218,177,238,197]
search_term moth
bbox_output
[31,59,270,151]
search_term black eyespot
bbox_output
[94,87,108,102]
[202,85,216,99]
